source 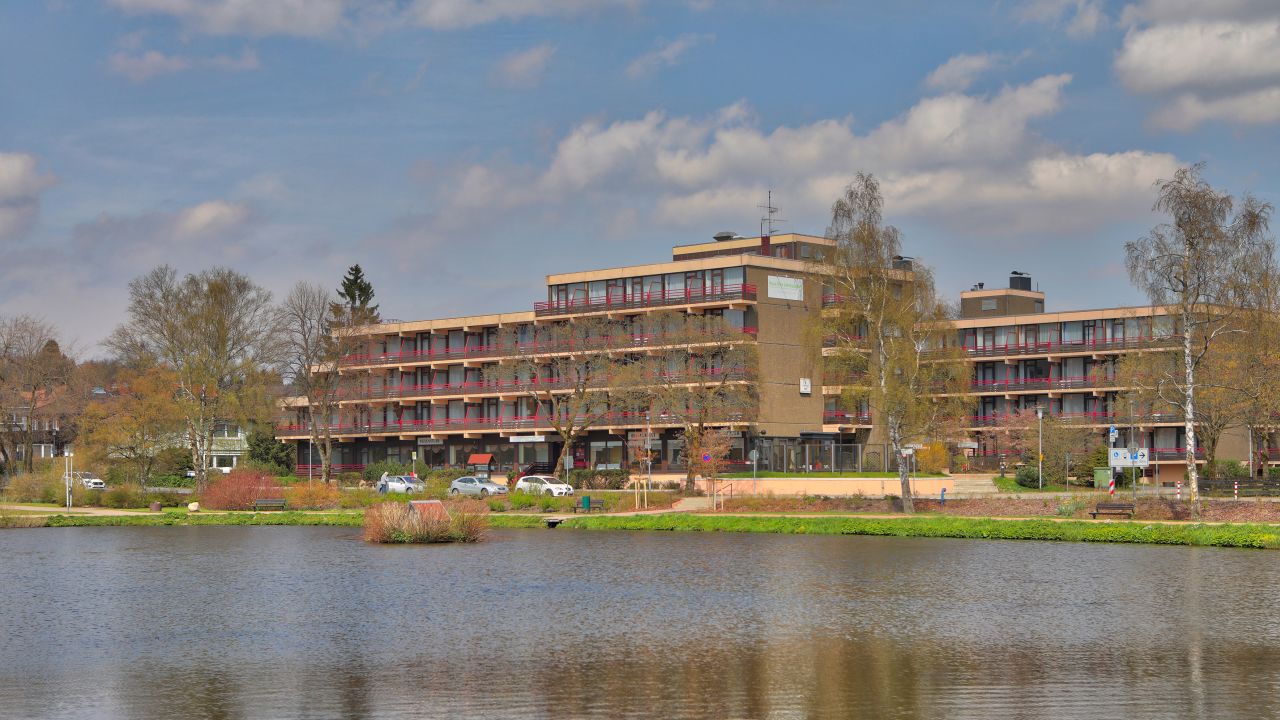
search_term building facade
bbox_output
[276,232,1259,480]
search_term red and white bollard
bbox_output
[1109,475,1116,497]
[1234,481,1239,500]
[1177,480,1182,501]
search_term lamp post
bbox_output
[1036,406,1044,491]
[64,450,74,510]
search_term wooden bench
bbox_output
[571,498,604,514]
[253,498,286,512]
[1090,502,1134,519]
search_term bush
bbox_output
[154,447,194,476]
[202,469,283,510]
[566,469,629,490]
[283,483,342,510]
[1014,465,1041,488]
[916,442,949,474]
[951,453,970,473]
[102,486,143,509]
[148,474,196,488]
[362,500,488,543]
[1217,459,1247,479]
[2,468,64,504]
[509,492,538,511]
[487,498,506,512]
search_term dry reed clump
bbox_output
[0,510,46,528]
[362,500,488,544]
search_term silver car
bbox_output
[376,474,426,494]
[448,476,509,497]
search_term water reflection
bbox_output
[2,527,1279,719]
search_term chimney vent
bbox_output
[1009,271,1031,291]
[713,231,737,242]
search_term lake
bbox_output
[2,526,1278,719]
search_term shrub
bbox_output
[1014,465,1041,489]
[202,469,283,510]
[538,494,561,513]
[148,474,196,488]
[1218,459,1247,479]
[284,483,342,510]
[154,447,194,476]
[566,469,629,490]
[362,501,488,543]
[102,486,144,509]
[916,442,949,474]
[509,492,538,511]
[487,498,506,512]
[951,453,970,473]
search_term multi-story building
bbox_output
[276,232,1257,480]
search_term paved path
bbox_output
[0,504,151,517]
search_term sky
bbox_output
[2,0,1279,356]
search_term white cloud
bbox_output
[109,47,260,82]
[1115,4,1280,129]
[416,75,1177,244]
[494,44,556,88]
[1020,0,1107,37]
[107,0,640,37]
[924,52,1015,92]
[0,153,57,243]
[172,200,252,237]
[109,49,191,82]
[107,0,353,37]
[626,33,714,78]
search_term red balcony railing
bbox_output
[296,463,367,473]
[821,293,847,307]
[968,411,1186,427]
[341,367,751,402]
[967,375,1119,393]
[823,409,872,424]
[337,326,758,368]
[1152,447,1206,461]
[534,284,756,317]
[276,410,754,437]
[950,335,1179,359]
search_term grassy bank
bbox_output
[35,511,365,528]
[545,513,1280,549]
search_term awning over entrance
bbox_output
[468,453,494,466]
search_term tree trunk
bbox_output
[889,420,914,514]
[1182,310,1200,514]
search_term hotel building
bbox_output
[276,232,1257,480]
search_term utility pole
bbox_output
[1130,398,1138,501]
[1037,407,1044,491]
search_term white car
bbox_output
[376,474,426,494]
[514,475,574,496]
[76,472,106,490]
[448,476,509,496]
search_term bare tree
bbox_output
[1001,408,1096,486]
[79,366,185,485]
[500,316,644,479]
[106,266,284,488]
[1125,164,1274,509]
[280,282,367,484]
[644,312,758,491]
[817,173,969,513]
[0,316,75,473]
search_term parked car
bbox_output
[514,475,574,496]
[448,476,509,496]
[376,474,426,494]
[75,472,106,490]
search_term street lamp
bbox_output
[1036,406,1044,490]
[63,450,74,510]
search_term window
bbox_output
[980,298,997,311]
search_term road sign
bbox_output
[1109,447,1150,468]
[901,448,915,456]
[748,449,759,462]
[1109,426,1118,442]
[702,453,711,462]
[906,443,925,450]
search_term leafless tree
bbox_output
[106,266,284,488]
[1125,164,1274,509]
[817,173,969,513]
[0,316,75,473]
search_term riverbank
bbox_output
[528,513,1280,549]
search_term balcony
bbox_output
[1152,447,1205,461]
[534,284,756,317]
[276,409,754,438]
[968,411,1186,427]
[823,409,872,425]
[950,335,1180,359]
[821,293,847,308]
[966,375,1120,393]
[337,326,758,369]
[340,367,751,403]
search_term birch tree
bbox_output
[817,173,968,513]
[0,316,75,473]
[1124,164,1274,509]
[106,266,284,488]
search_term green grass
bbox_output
[543,513,1280,550]
[720,471,945,479]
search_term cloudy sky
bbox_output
[2,0,1278,355]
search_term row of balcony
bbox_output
[952,335,1179,358]
[533,283,757,317]
[965,375,1120,393]
[339,367,750,403]
[338,327,758,369]
[968,411,1185,427]
[822,410,873,424]
[276,410,753,438]
[970,447,1206,461]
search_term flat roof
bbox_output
[948,304,1170,329]
[545,253,812,285]
[671,232,832,256]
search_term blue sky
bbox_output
[2,0,1278,353]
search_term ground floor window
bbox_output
[590,440,624,470]
[212,455,236,469]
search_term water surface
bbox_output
[2,526,1278,719]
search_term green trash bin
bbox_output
[1093,467,1111,489]
[581,495,591,511]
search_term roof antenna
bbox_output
[758,190,783,236]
